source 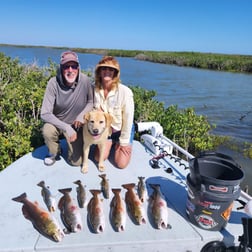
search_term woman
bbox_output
[94,56,134,169]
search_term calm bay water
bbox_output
[2,45,252,143]
[1,45,252,187]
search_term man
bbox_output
[41,51,93,166]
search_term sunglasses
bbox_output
[62,64,79,70]
[100,66,115,71]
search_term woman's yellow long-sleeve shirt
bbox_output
[94,83,134,145]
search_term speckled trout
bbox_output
[12,192,64,242]
[137,176,147,203]
[99,174,110,199]
[87,189,105,233]
[37,180,56,212]
[110,188,126,232]
[58,188,82,233]
[122,183,147,225]
[73,180,86,208]
[148,184,170,229]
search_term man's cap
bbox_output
[60,51,79,65]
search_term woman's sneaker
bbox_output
[44,152,61,166]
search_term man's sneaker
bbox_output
[44,152,61,166]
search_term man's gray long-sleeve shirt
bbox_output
[41,67,93,137]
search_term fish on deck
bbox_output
[99,174,110,199]
[12,192,64,242]
[87,189,105,233]
[122,183,147,225]
[137,176,147,203]
[37,180,56,212]
[110,188,126,232]
[73,180,87,208]
[148,183,170,230]
[58,188,82,233]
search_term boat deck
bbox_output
[0,139,248,252]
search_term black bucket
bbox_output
[186,151,244,231]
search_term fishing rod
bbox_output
[162,133,252,215]
[137,121,252,216]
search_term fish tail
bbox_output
[73,180,81,185]
[89,189,101,196]
[112,188,121,195]
[149,183,160,190]
[98,174,106,180]
[58,188,72,194]
[37,180,45,187]
[12,192,27,203]
[122,183,135,190]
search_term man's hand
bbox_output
[69,132,77,142]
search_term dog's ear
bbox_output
[83,112,90,123]
[104,113,113,127]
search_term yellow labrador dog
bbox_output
[81,110,112,174]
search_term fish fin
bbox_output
[112,188,121,194]
[89,189,101,196]
[110,197,115,208]
[99,173,106,178]
[12,192,27,202]
[37,180,45,187]
[50,206,56,212]
[122,183,135,190]
[58,196,64,210]
[73,180,81,185]
[58,188,72,194]
[22,205,31,220]
[34,201,40,206]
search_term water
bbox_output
[2,45,252,143]
[1,45,252,188]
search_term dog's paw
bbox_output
[98,164,105,172]
[81,166,88,174]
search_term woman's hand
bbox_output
[73,120,83,129]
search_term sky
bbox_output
[1,0,252,55]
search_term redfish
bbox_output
[148,184,170,229]
[87,189,105,233]
[99,174,110,199]
[122,183,147,225]
[37,180,56,212]
[110,188,126,232]
[58,188,82,233]
[73,180,86,208]
[12,193,64,242]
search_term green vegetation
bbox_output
[1,44,252,73]
[131,86,224,156]
[74,48,252,73]
[0,52,249,171]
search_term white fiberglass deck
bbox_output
[0,139,248,252]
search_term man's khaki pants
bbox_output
[42,123,83,166]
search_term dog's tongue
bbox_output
[92,134,100,140]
